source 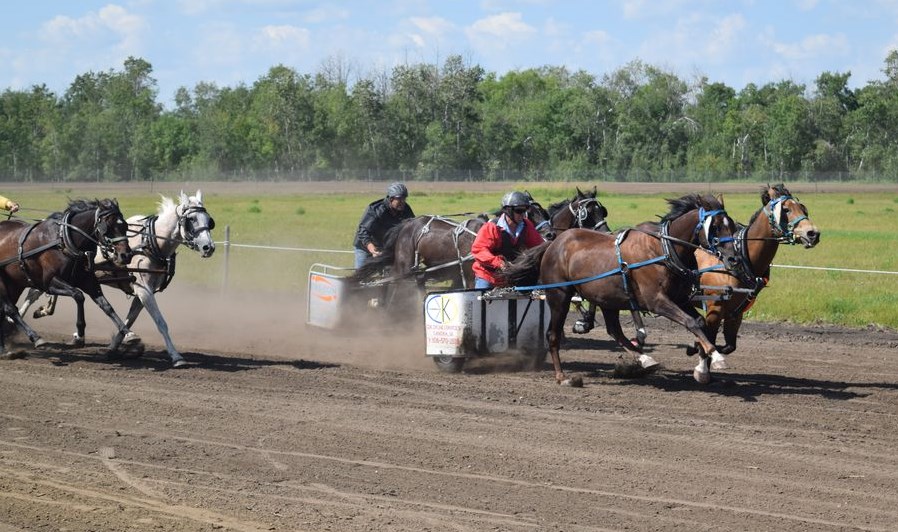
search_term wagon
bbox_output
[306,263,387,329]
[424,288,550,372]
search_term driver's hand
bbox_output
[8,203,18,213]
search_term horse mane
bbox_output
[748,183,791,226]
[156,195,178,218]
[47,198,119,220]
[498,240,552,287]
[661,194,724,222]
[548,187,598,217]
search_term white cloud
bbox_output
[465,12,536,50]
[409,16,454,38]
[704,14,746,61]
[257,24,311,48]
[42,4,146,52]
[767,32,850,60]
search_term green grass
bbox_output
[7,185,898,330]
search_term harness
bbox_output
[514,209,730,314]
[410,215,480,288]
[0,207,123,288]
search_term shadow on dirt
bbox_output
[23,342,338,373]
[560,360,885,402]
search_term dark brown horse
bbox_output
[351,200,551,295]
[688,184,820,357]
[502,194,743,386]
[0,199,133,357]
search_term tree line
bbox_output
[2,53,898,183]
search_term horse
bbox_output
[687,184,820,357]
[535,187,648,345]
[19,191,216,367]
[0,198,133,357]
[350,200,551,299]
[501,193,744,386]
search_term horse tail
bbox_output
[348,220,406,283]
[498,240,551,287]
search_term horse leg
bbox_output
[650,297,729,384]
[0,294,45,355]
[73,280,133,353]
[545,289,581,386]
[630,310,647,348]
[600,307,658,370]
[132,286,185,367]
[719,311,742,355]
[571,300,595,334]
[687,302,723,358]
[44,278,87,347]
[123,297,145,343]
[17,288,48,319]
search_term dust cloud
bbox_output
[11,280,434,371]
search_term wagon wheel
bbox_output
[432,355,465,373]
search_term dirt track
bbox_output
[1,284,897,531]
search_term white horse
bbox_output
[20,191,216,367]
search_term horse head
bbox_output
[177,190,216,258]
[761,184,820,248]
[550,187,609,233]
[528,203,554,240]
[663,194,742,277]
[90,198,133,266]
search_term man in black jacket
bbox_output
[353,182,415,268]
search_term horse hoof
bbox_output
[629,339,644,353]
[70,337,85,348]
[685,345,698,357]
[572,321,593,334]
[693,368,711,384]
[719,344,736,355]
[123,332,141,344]
[560,376,584,387]
[172,358,188,368]
[0,350,26,360]
[710,351,729,370]
[34,338,48,348]
[637,354,659,369]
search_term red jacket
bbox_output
[471,216,544,287]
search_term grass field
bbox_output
[5,182,897,330]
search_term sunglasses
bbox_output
[512,207,528,214]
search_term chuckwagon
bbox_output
[423,288,550,373]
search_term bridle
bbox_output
[764,195,808,245]
[60,205,129,261]
[177,203,215,252]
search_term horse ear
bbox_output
[179,190,188,204]
[196,189,203,203]
[760,184,772,205]
[715,193,725,207]
[576,186,584,198]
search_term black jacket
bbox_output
[353,198,415,250]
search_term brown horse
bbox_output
[351,201,551,294]
[688,184,820,357]
[502,194,743,386]
[0,199,133,357]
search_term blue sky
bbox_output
[2,0,897,107]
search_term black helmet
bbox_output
[386,182,408,199]
[501,191,530,208]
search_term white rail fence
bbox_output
[217,225,898,294]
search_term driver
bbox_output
[353,182,415,268]
[471,191,544,289]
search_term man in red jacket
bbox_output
[471,191,545,289]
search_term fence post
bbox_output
[221,225,230,295]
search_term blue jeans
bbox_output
[354,248,371,269]
[474,276,493,289]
